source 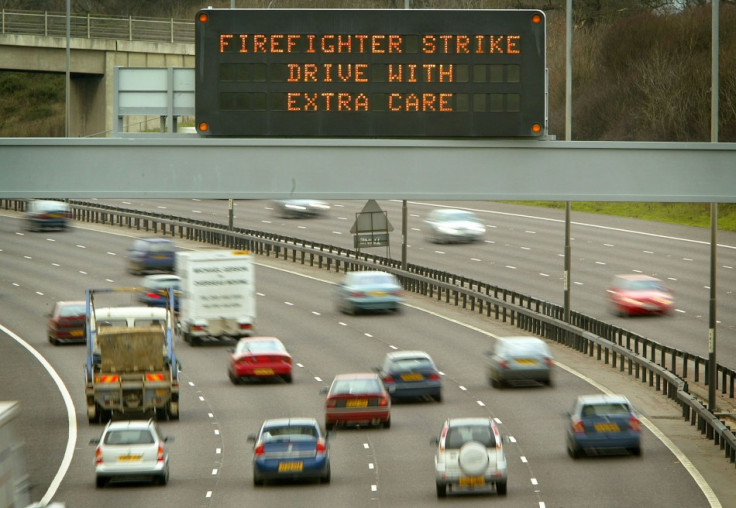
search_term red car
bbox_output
[47,301,86,345]
[228,337,293,384]
[606,274,673,317]
[323,373,391,430]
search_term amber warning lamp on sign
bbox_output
[194,9,547,138]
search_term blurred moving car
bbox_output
[90,419,173,487]
[127,238,176,275]
[247,417,331,486]
[606,274,673,316]
[375,350,442,402]
[424,208,486,244]
[336,270,403,315]
[565,394,642,458]
[24,199,72,231]
[137,274,181,310]
[484,336,553,388]
[432,417,508,498]
[273,199,330,218]
[228,337,293,384]
[47,300,86,345]
[322,373,391,429]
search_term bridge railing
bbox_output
[4,197,735,467]
[0,9,194,44]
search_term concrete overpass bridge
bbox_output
[0,9,194,136]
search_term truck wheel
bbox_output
[167,401,180,420]
[87,404,98,424]
[156,407,167,420]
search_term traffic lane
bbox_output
[216,264,711,507]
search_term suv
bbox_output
[432,417,508,498]
[90,419,173,487]
[127,238,176,275]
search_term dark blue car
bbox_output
[127,238,176,275]
[137,274,180,311]
[566,394,642,458]
[248,418,331,486]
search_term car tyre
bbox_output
[229,370,240,385]
[382,417,391,429]
[567,442,582,459]
[49,336,59,346]
[433,392,443,403]
[325,421,335,431]
[253,473,264,487]
[320,465,331,484]
[436,482,447,498]
[496,480,507,496]
[281,373,293,384]
[631,445,642,457]
[96,476,107,488]
[156,469,169,486]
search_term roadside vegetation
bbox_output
[1,0,734,229]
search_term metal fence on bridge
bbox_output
[4,197,736,468]
[0,9,194,44]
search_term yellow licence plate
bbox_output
[369,291,387,296]
[459,476,485,486]
[118,455,142,462]
[594,422,620,432]
[278,461,303,472]
[400,373,423,381]
[253,368,274,376]
[515,358,537,365]
[346,399,368,408]
[70,330,84,337]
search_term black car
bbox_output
[127,238,176,275]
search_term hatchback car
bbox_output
[127,238,176,275]
[273,199,330,218]
[323,373,391,429]
[90,419,173,487]
[24,199,72,231]
[606,274,673,317]
[432,417,508,498]
[47,300,86,345]
[424,208,486,244]
[484,336,553,388]
[336,270,403,315]
[375,350,442,402]
[228,337,293,384]
[138,274,181,310]
[566,394,642,458]
[247,417,331,486]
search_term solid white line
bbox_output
[0,325,77,506]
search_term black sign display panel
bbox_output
[194,9,546,138]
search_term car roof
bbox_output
[386,350,432,361]
[497,336,546,345]
[138,237,174,243]
[333,372,380,380]
[262,417,319,427]
[142,274,180,282]
[56,300,85,307]
[105,419,154,430]
[614,274,660,281]
[446,417,496,428]
[576,394,631,405]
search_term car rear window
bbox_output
[445,425,496,449]
[264,426,317,440]
[104,429,155,445]
[331,378,381,394]
[59,305,85,317]
[581,403,631,417]
[391,358,434,370]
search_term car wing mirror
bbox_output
[430,436,439,445]
[164,436,175,443]
[319,386,329,394]
[89,438,100,445]
[247,434,257,443]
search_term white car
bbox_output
[90,419,173,487]
[432,417,508,498]
[424,209,486,244]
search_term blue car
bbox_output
[137,274,181,311]
[127,238,176,275]
[248,418,331,486]
[376,350,442,402]
[566,394,642,458]
[336,270,404,315]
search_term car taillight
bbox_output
[383,375,395,384]
[572,418,585,434]
[157,445,165,463]
[428,372,441,381]
[350,291,365,297]
[378,396,388,407]
[316,439,327,454]
[239,323,252,331]
[146,292,162,300]
[95,446,103,465]
[498,360,509,370]
[629,415,641,432]
[191,324,206,332]
[544,358,554,367]
[254,443,265,457]
[283,357,292,365]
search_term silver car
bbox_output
[424,208,486,244]
[90,419,173,487]
[485,336,553,388]
[273,199,330,218]
[432,417,508,498]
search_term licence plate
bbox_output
[117,455,142,462]
[400,373,423,381]
[594,422,620,432]
[346,399,368,407]
[515,358,537,365]
[253,368,274,375]
[70,330,84,337]
[278,461,303,472]
[369,291,387,296]
[459,476,485,486]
